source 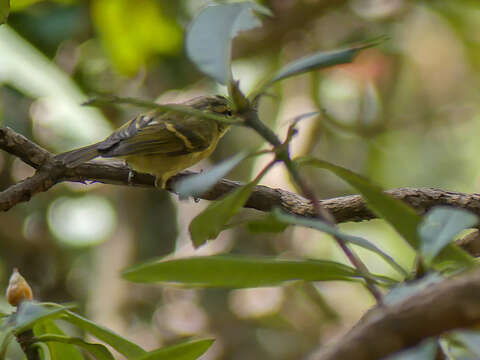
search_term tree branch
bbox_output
[3,127,480,359]
[2,125,480,226]
[315,267,480,360]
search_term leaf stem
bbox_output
[243,108,383,303]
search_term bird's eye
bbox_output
[225,110,233,116]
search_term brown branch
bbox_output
[0,127,50,168]
[2,125,480,227]
[3,125,480,255]
[1,126,480,218]
[315,267,480,360]
[456,230,480,257]
[0,166,61,210]
[3,127,480,359]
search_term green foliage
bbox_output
[296,157,476,270]
[122,255,373,287]
[60,310,146,358]
[33,342,52,360]
[296,156,422,247]
[247,212,289,233]
[265,36,387,86]
[271,209,408,277]
[132,339,214,360]
[91,0,182,75]
[34,335,114,360]
[189,180,259,247]
[451,331,480,358]
[384,273,444,305]
[186,2,270,85]
[34,320,84,360]
[0,302,216,360]
[1,301,213,360]
[0,0,9,24]
[418,207,478,267]
[10,302,71,334]
[384,339,438,360]
[3,2,480,360]
[175,152,248,199]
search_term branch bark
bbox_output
[2,126,480,221]
[315,267,480,360]
[2,126,480,224]
[3,125,480,253]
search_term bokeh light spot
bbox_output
[47,195,117,247]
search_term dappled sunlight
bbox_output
[47,195,117,247]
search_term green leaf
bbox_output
[297,157,421,247]
[33,342,52,360]
[452,331,480,357]
[91,0,182,75]
[272,209,408,277]
[384,273,444,306]
[383,338,437,360]
[61,310,146,359]
[0,0,9,24]
[268,37,385,85]
[34,335,114,360]
[0,329,13,359]
[123,255,369,287]
[419,207,478,266]
[247,212,289,234]
[296,157,476,269]
[34,320,84,360]
[12,302,69,334]
[186,2,270,84]
[133,339,214,360]
[189,181,258,247]
[175,152,248,199]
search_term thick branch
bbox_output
[0,127,50,168]
[2,126,480,226]
[3,128,480,360]
[315,267,480,360]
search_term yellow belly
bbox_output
[123,141,219,188]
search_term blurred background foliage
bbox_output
[2,0,480,359]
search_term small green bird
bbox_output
[56,95,233,188]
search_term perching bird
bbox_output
[56,95,233,188]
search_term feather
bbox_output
[55,143,100,168]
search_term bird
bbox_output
[55,95,233,188]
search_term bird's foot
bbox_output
[127,170,135,186]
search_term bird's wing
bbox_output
[97,112,218,157]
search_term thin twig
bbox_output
[241,110,383,302]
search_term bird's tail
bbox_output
[55,143,100,168]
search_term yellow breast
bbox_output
[124,135,221,188]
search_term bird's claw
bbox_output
[127,170,134,186]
